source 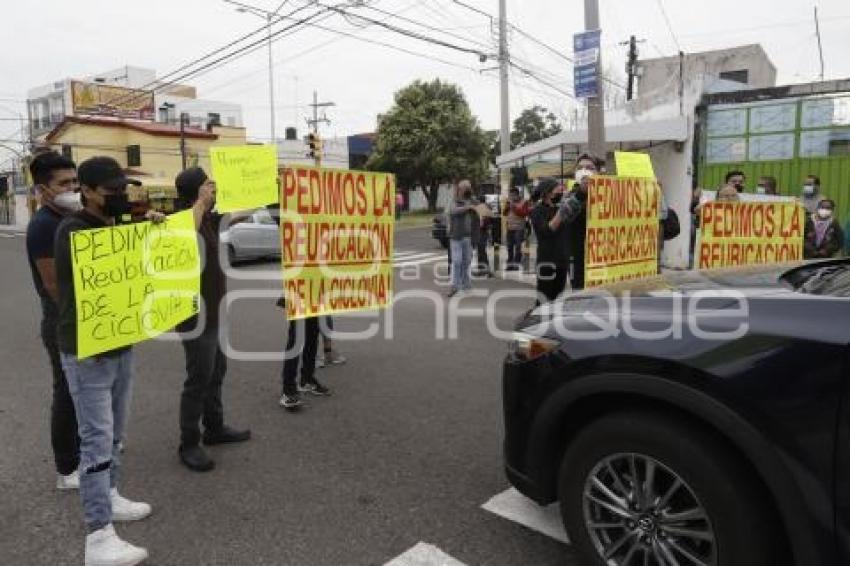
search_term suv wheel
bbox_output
[558,411,778,566]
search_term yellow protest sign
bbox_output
[696,201,804,269]
[210,145,279,213]
[70,210,200,358]
[585,176,661,288]
[280,165,395,320]
[614,151,655,179]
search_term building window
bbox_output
[61,144,72,160]
[127,145,141,167]
[719,70,749,84]
[207,112,221,126]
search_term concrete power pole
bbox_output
[584,0,606,160]
[498,0,510,198]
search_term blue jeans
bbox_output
[450,238,472,290]
[60,350,134,533]
[506,229,525,267]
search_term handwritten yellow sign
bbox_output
[614,151,656,179]
[696,201,804,269]
[210,145,279,213]
[585,176,661,288]
[280,166,395,320]
[70,210,200,359]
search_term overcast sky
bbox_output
[2,0,849,168]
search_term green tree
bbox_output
[367,79,489,212]
[510,105,562,149]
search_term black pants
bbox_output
[569,255,585,291]
[180,325,226,447]
[476,235,490,274]
[42,316,80,476]
[281,317,320,396]
[536,261,569,304]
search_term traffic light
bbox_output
[306,133,323,161]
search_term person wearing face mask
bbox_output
[446,180,478,297]
[804,198,844,259]
[529,177,580,302]
[172,167,251,472]
[53,156,154,566]
[563,153,600,291]
[801,175,822,214]
[25,151,82,493]
[756,176,778,196]
[725,170,746,193]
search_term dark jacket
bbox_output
[804,217,844,259]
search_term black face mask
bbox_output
[103,192,132,219]
[551,193,563,205]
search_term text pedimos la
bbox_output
[281,167,396,217]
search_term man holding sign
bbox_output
[54,157,153,565]
[173,167,251,472]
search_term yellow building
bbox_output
[43,116,247,208]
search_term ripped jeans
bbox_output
[60,349,134,533]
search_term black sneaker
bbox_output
[299,378,332,396]
[279,393,303,410]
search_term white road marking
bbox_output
[481,488,570,544]
[384,542,467,566]
[393,252,442,261]
[392,250,446,268]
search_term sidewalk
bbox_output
[0,194,29,234]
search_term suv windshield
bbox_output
[781,261,850,296]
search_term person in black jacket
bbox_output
[530,177,585,303]
[804,198,844,259]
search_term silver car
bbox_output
[221,209,280,263]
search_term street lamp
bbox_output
[224,0,290,143]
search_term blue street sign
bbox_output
[573,29,602,98]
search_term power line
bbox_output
[655,0,682,52]
[103,2,328,109]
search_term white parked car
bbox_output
[220,209,280,263]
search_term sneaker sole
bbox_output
[112,508,152,522]
[85,548,148,566]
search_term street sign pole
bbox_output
[584,0,606,160]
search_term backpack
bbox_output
[662,208,681,241]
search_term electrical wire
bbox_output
[655,0,682,52]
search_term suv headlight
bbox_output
[509,331,560,361]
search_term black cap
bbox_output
[78,156,141,190]
[175,167,208,203]
[537,177,560,196]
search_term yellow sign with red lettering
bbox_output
[696,201,804,269]
[280,165,395,320]
[584,176,661,288]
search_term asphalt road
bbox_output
[0,226,581,565]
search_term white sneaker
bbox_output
[85,524,148,566]
[110,488,152,522]
[57,469,80,491]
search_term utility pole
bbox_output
[266,11,277,143]
[584,0,606,160]
[814,6,825,81]
[307,91,334,167]
[620,35,645,101]
[179,112,188,171]
[498,0,511,198]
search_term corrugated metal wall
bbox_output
[701,158,850,222]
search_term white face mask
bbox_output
[574,168,595,184]
[817,208,833,219]
[803,184,816,196]
[53,191,82,212]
